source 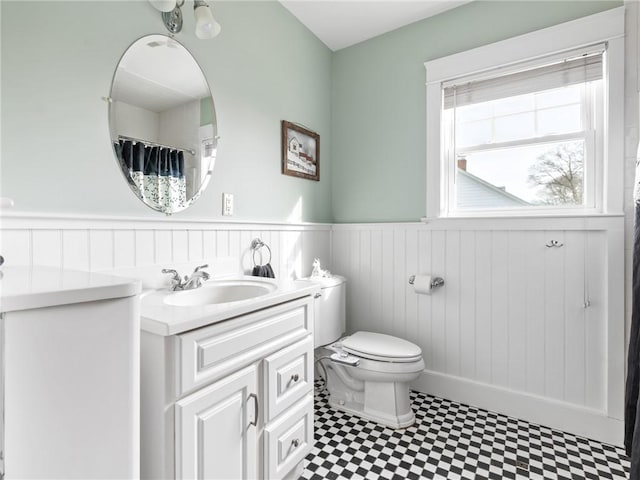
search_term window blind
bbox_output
[443,49,604,109]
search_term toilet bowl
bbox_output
[324,331,425,428]
[306,275,425,429]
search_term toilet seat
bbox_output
[341,331,423,363]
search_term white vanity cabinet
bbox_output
[0,266,141,479]
[141,293,316,480]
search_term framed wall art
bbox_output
[281,120,319,181]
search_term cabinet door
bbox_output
[175,365,258,480]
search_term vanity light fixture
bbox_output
[161,0,184,35]
[149,0,176,12]
[149,0,221,39]
[194,0,221,39]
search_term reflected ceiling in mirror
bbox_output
[109,35,217,214]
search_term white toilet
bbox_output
[307,275,425,429]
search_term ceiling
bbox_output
[279,0,473,51]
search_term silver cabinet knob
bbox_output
[291,374,299,383]
[292,438,300,448]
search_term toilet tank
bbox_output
[305,275,346,347]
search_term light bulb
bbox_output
[149,0,177,12]
[194,4,221,39]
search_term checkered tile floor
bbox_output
[301,387,630,480]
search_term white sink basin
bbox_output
[163,279,277,307]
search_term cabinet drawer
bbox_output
[264,394,314,480]
[176,298,312,395]
[264,336,313,421]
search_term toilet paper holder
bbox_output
[408,275,445,288]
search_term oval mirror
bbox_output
[109,35,217,214]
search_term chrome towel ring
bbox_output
[251,238,272,266]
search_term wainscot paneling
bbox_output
[331,216,625,446]
[0,212,625,444]
[0,213,332,282]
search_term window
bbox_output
[424,8,624,218]
[444,49,603,212]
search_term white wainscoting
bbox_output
[331,216,625,445]
[0,212,626,444]
[0,213,332,282]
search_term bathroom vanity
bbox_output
[139,277,318,479]
[0,266,141,479]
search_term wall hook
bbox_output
[545,240,564,248]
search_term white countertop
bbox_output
[140,276,320,336]
[0,266,141,313]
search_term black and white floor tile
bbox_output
[301,387,630,480]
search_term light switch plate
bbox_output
[222,193,234,216]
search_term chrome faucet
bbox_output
[183,265,210,289]
[162,264,210,291]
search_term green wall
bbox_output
[0,1,622,224]
[1,1,333,222]
[330,0,622,223]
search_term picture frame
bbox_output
[281,120,320,181]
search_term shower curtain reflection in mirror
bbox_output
[114,139,187,214]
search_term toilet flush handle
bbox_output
[314,292,322,298]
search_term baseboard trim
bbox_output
[412,369,623,447]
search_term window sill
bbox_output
[421,213,624,231]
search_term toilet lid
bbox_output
[341,331,423,363]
